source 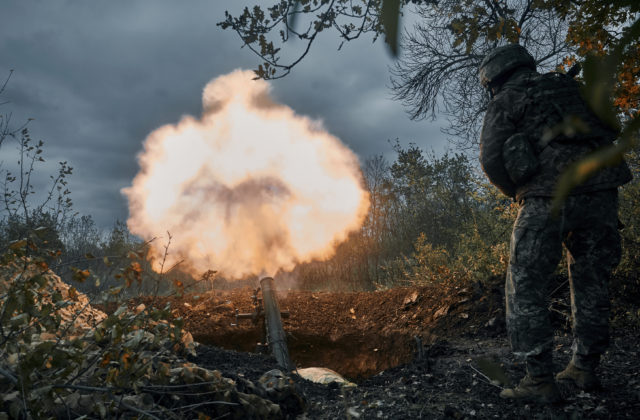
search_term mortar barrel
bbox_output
[260,276,294,371]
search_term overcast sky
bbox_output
[0,1,448,228]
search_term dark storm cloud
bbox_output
[268,31,447,159]
[0,0,446,228]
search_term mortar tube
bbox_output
[260,276,294,371]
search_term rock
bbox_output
[297,367,357,387]
[443,404,463,419]
[258,369,306,416]
[347,406,361,418]
[403,291,419,308]
[237,393,282,419]
[592,405,608,416]
[434,305,450,319]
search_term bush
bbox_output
[0,237,192,416]
[614,147,640,301]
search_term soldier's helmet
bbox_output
[478,44,536,88]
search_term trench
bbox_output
[193,330,416,380]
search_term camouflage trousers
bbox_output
[506,189,621,377]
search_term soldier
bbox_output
[477,44,632,403]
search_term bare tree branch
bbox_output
[218,1,382,79]
[391,0,575,146]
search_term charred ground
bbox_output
[135,274,640,419]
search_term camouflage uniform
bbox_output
[479,61,632,378]
[506,191,621,376]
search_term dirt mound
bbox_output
[141,277,505,379]
[177,277,640,419]
[0,261,105,339]
[122,272,640,418]
[0,261,306,418]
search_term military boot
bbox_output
[556,362,601,391]
[499,374,561,404]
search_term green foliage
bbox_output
[540,4,640,210]
[390,146,476,252]
[0,126,201,300]
[390,171,515,287]
[381,0,401,55]
[0,127,74,280]
[0,240,198,418]
[0,212,65,256]
[298,138,640,294]
[453,225,510,282]
[616,147,640,298]
[222,0,639,152]
[0,129,224,413]
[297,145,516,290]
[407,233,454,283]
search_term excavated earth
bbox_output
[135,276,640,419]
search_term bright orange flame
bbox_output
[123,70,370,279]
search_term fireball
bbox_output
[123,70,369,279]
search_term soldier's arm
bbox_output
[479,97,518,198]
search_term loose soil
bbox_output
[136,276,640,419]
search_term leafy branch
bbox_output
[0,241,231,418]
[553,14,640,210]
[218,0,386,79]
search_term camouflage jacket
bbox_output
[479,68,632,201]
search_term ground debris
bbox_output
[0,262,304,419]
[182,282,640,419]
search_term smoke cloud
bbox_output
[123,70,370,279]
